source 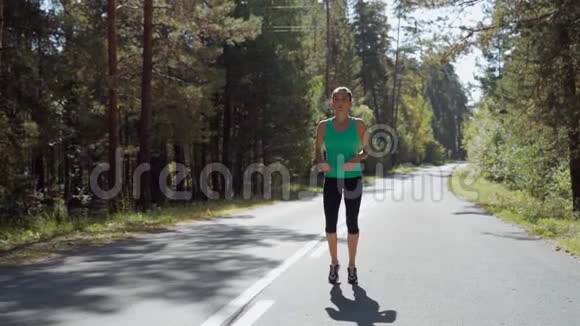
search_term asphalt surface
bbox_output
[1,164,579,326]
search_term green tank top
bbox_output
[323,116,363,178]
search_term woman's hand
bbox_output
[319,162,332,172]
[343,161,357,171]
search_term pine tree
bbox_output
[329,0,362,97]
[137,0,153,210]
[107,0,120,212]
[352,0,391,124]
[423,62,468,159]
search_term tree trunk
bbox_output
[568,122,580,212]
[394,78,402,132]
[0,0,4,70]
[371,86,380,123]
[456,112,465,160]
[390,15,401,127]
[123,105,132,208]
[191,143,200,200]
[200,143,208,201]
[33,153,45,192]
[255,103,264,197]
[223,47,232,176]
[150,145,167,206]
[67,147,83,215]
[63,142,71,207]
[232,106,242,196]
[391,79,402,164]
[211,109,222,196]
[174,143,185,193]
[107,0,120,212]
[234,149,243,196]
[48,145,57,192]
[137,0,154,211]
[556,20,580,215]
[325,0,331,98]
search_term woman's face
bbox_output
[331,91,352,114]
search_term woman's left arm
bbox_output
[346,119,370,164]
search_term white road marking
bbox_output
[200,239,320,326]
[309,242,327,259]
[309,225,348,258]
[202,188,383,325]
[231,300,275,326]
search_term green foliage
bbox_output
[467,0,580,213]
[0,0,471,230]
[397,91,432,164]
[423,62,469,159]
[352,0,391,122]
[464,99,572,214]
[394,67,448,166]
[306,75,327,122]
[463,100,507,182]
[450,165,580,255]
[424,141,446,165]
[351,104,375,125]
[0,113,14,199]
[329,0,362,97]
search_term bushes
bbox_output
[463,100,572,218]
[463,101,507,182]
[424,141,446,165]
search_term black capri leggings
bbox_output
[323,176,363,234]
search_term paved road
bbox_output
[1,164,579,326]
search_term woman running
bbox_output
[315,86,369,284]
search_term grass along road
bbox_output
[450,165,580,257]
[0,173,380,266]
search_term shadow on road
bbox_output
[0,223,320,326]
[453,204,492,217]
[454,211,492,216]
[325,284,397,325]
[481,231,541,241]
